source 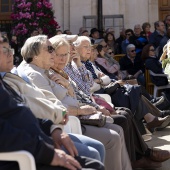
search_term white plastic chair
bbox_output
[97,93,114,107]
[149,70,170,97]
[0,150,36,170]
[0,116,82,170]
[64,116,82,134]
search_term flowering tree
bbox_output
[11,0,60,40]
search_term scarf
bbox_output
[82,60,98,79]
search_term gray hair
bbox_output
[21,35,48,63]
[126,44,135,53]
[73,36,91,47]
[49,36,69,51]
[134,24,141,29]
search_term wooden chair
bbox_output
[145,69,154,95]
[113,54,126,62]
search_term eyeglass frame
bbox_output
[2,47,15,57]
[55,52,69,58]
[130,50,136,53]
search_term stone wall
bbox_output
[51,0,158,38]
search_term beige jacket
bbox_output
[19,61,79,108]
[3,73,65,131]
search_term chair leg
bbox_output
[153,87,157,98]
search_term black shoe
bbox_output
[153,92,170,110]
[161,110,170,117]
[150,96,162,104]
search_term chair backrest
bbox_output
[0,151,36,170]
[113,54,125,62]
[145,69,154,95]
[64,116,82,135]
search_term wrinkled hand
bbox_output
[51,149,81,170]
[50,74,69,88]
[51,130,78,157]
[79,105,97,115]
[98,72,104,78]
[94,79,101,84]
[98,106,111,116]
[72,51,82,67]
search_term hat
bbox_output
[49,34,78,43]
[90,28,99,35]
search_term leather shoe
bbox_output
[146,115,170,132]
[150,148,170,162]
[132,157,162,169]
[153,92,170,110]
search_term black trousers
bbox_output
[0,156,104,170]
[113,107,148,162]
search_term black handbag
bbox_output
[104,82,120,94]
[78,112,106,127]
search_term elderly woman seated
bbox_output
[17,35,170,169]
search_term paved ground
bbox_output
[146,126,170,170]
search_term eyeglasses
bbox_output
[47,46,55,53]
[2,47,15,57]
[130,50,136,53]
[126,33,132,36]
[149,49,155,52]
[56,53,69,58]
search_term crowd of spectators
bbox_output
[1,14,170,170]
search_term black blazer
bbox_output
[0,77,54,168]
[119,55,145,75]
[145,57,168,86]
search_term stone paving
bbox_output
[146,126,170,170]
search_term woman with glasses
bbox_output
[0,36,14,72]
[142,44,169,87]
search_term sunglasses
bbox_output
[47,46,55,53]
[108,51,114,55]
[130,50,136,53]
[126,33,132,36]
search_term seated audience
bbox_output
[66,36,170,135]
[18,35,133,170]
[121,29,134,54]
[0,35,106,163]
[149,21,165,58]
[0,37,104,170]
[115,28,126,54]
[142,44,169,86]
[104,32,118,54]
[119,44,146,86]
[141,22,152,41]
